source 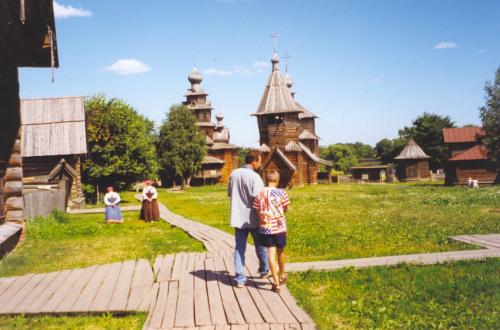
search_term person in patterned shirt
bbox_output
[253,170,290,293]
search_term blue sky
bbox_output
[20,0,500,147]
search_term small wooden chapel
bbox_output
[252,52,332,188]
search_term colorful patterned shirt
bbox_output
[253,187,290,235]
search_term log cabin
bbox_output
[443,127,498,185]
[394,138,431,182]
[183,68,238,185]
[0,0,58,233]
[252,52,332,188]
[20,97,87,216]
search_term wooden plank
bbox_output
[194,258,212,326]
[127,259,154,311]
[55,265,98,313]
[0,273,44,314]
[223,254,264,324]
[278,288,314,325]
[143,282,160,330]
[108,260,136,312]
[148,281,169,329]
[69,263,111,312]
[175,252,196,327]
[213,256,245,325]
[26,269,72,314]
[158,254,175,282]
[161,280,179,329]
[205,258,227,326]
[470,235,500,248]
[17,272,59,313]
[90,261,122,312]
[0,274,34,309]
[245,257,298,324]
[0,277,16,297]
[170,252,185,281]
[39,268,86,313]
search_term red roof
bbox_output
[449,145,489,161]
[443,127,484,143]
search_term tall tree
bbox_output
[157,104,206,189]
[479,66,500,169]
[346,142,375,159]
[399,112,455,170]
[375,137,407,164]
[82,94,159,196]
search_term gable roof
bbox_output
[253,54,303,116]
[296,102,317,119]
[443,127,484,144]
[262,147,297,171]
[394,138,430,160]
[448,145,489,161]
[21,97,87,157]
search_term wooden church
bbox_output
[253,52,332,188]
[183,68,238,184]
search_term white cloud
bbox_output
[103,59,151,75]
[205,60,270,77]
[434,41,458,50]
[53,1,92,18]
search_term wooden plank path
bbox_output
[141,197,316,330]
[0,260,154,315]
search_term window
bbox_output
[267,115,284,125]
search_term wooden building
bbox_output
[183,68,238,184]
[394,138,431,181]
[252,53,332,188]
[351,165,394,183]
[0,0,58,230]
[443,127,498,185]
[21,97,87,216]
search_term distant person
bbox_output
[104,186,123,224]
[472,179,479,189]
[228,152,269,288]
[467,177,473,188]
[253,170,289,293]
[140,179,160,222]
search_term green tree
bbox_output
[479,66,500,169]
[82,94,159,197]
[346,142,375,159]
[398,112,455,170]
[236,147,250,167]
[157,104,206,189]
[320,143,358,172]
[375,137,407,164]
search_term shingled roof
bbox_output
[394,138,430,160]
[21,97,87,157]
[253,53,303,116]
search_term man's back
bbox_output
[228,165,264,228]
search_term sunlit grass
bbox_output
[158,183,500,262]
[288,259,500,329]
[0,211,203,277]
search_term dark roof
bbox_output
[448,145,489,161]
[443,127,484,143]
[0,0,59,67]
[394,138,430,160]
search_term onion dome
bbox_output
[188,67,203,84]
[284,72,293,88]
[271,52,280,71]
[215,112,224,122]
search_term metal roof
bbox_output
[21,97,87,157]
[394,138,430,160]
[443,127,484,144]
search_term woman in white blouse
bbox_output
[140,179,160,222]
[104,186,123,224]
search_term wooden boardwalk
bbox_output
[0,259,154,315]
[451,234,500,249]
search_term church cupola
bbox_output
[188,67,203,92]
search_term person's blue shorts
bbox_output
[260,232,287,249]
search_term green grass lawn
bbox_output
[83,190,141,209]
[0,313,145,330]
[288,259,500,329]
[158,183,500,262]
[0,211,203,277]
